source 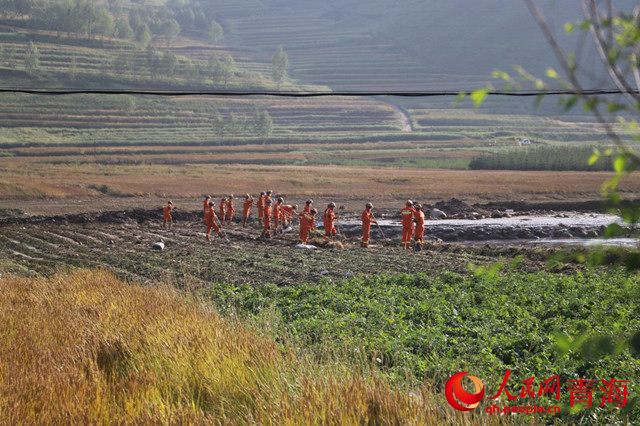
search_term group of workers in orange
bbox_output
[163,195,427,249]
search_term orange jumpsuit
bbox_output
[303,204,312,214]
[414,210,426,247]
[273,201,282,232]
[323,208,337,236]
[163,204,173,227]
[204,207,220,240]
[361,209,376,248]
[242,198,253,225]
[257,195,265,220]
[218,202,227,226]
[281,205,295,226]
[203,198,210,221]
[226,199,234,222]
[262,203,272,236]
[401,206,416,249]
[299,212,315,244]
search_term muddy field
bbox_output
[0,203,582,286]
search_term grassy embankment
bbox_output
[0,269,460,424]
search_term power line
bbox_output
[0,88,637,97]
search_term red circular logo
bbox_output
[445,372,485,411]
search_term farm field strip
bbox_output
[2,159,639,201]
[0,217,532,287]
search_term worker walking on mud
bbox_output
[226,195,235,224]
[204,201,223,241]
[401,200,416,249]
[218,197,227,227]
[261,198,273,238]
[273,197,284,234]
[163,200,173,229]
[203,195,211,221]
[281,204,298,227]
[323,202,338,238]
[413,203,426,251]
[298,208,317,244]
[361,202,376,248]
[242,194,253,227]
[257,192,265,221]
[303,199,313,213]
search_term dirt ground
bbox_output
[0,205,572,286]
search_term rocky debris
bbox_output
[434,198,489,218]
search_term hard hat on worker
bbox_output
[328,202,336,208]
[366,202,373,209]
[406,200,413,206]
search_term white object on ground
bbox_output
[295,244,317,250]
[153,242,165,250]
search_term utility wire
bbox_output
[0,88,638,97]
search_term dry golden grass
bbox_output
[2,155,639,207]
[0,269,502,425]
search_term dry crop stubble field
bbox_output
[3,154,640,214]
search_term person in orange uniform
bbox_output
[401,200,417,249]
[242,194,253,227]
[303,199,313,213]
[261,198,273,238]
[298,208,317,244]
[273,197,284,234]
[281,204,298,227]
[203,195,211,221]
[265,190,273,206]
[361,202,377,248]
[257,192,265,221]
[204,201,223,241]
[323,202,338,238]
[163,200,173,228]
[226,194,234,224]
[413,203,426,251]
[218,197,227,227]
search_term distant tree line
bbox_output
[212,107,273,139]
[469,145,613,171]
[0,0,290,87]
[0,0,224,46]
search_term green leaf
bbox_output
[563,95,579,111]
[583,98,597,111]
[588,152,600,165]
[630,331,640,356]
[614,155,626,173]
[470,89,489,108]
[603,223,625,238]
[564,22,575,33]
[607,102,626,113]
[546,68,559,79]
